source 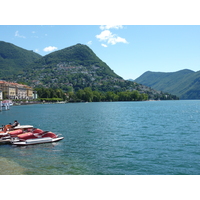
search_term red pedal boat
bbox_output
[0,125,64,145]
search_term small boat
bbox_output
[0,125,12,142]
[13,125,34,130]
[11,135,64,146]
[0,124,64,146]
[11,128,64,146]
[0,135,11,144]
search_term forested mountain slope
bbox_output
[135,69,200,99]
[0,41,42,79]
[1,42,178,100]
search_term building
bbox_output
[33,91,38,99]
[0,90,2,100]
[0,80,35,100]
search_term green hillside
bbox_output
[30,43,121,78]
[18,44,177,99]
[135,69,200,99]
[0,41,42,79]
[16,44,124,91]
[0,42,178,100]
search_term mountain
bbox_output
[16,43,123,90]
[135,69,200,99]
[29,43,122,78]
[127,79,134,82]
[0,41,42,79]
[0,42,178,100]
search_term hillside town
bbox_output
[0,80,37,100]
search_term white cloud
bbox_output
[108,36,128,45]
[35,49,39,53]
[96,30,113,41]
[100,25,123,30]
[15,31,26,38]
[101,44,108,47]
[96,30,128,46]
[43,46,58,52]
[87,41,92,45]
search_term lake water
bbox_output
[0,100,200,175]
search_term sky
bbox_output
[1,25,200,80]
[1,1,200,81]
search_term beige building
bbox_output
[0,80,34,100]
[26,86,33,99]
[8,84,17,99]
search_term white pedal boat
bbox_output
[11,136,64,146]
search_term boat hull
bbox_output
[11,137,64,146]
[0,138,11,144]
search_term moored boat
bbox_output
[0,124,12,142]
[0,134,11,144]
[11,136,64,146]
[0,124,64,145]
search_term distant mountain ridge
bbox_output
[0,41,178,100]
[135,69,200,99]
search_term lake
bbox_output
[0,100,200,175]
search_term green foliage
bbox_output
[1,41,179,100]
[0,41,42,79]
[73,87,149,102]
[73,87,177,102]
[28,44,121,79]
[135,69,200,99]
[76,87,94,102]
[35,87,67,100]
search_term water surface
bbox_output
[0,101,200,175]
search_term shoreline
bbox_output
[9,98,182,107]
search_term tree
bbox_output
[56,89,62,98]
[84,87,93,102]
[105,91,118,101]
[35,87,66,100]
[93,91,101,102]
[76,89,85,101]
[130,90,140,101]
[118,91,129,101]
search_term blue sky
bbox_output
[1,25,200,80]
[1,0,200,80]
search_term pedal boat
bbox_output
[11,131,64,146]
[1,124,64,145]
[0,125,34,142]
[0,124,15,143]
